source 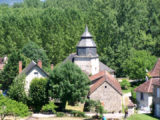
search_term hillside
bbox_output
[0,0,160,79]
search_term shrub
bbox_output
[41,101,57,113]
[8,74,28,104]
[0,95,29,120]
[131,89,137,103]
[71,110,85,117]
[29,78,49,112]
[84,99,97,112]
[56,112,65,117]
[120,79,130,90]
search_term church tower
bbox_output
[74,26,99,75]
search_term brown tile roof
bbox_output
[149,58,160,77]
[89,71,122,96]
[152,79,160,86]
[127,99,135,107]
[134,78,160,93]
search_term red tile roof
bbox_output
[152,79,160,86]
[149,58,160,77]
[128,99,135,107]
[89,71,122,96]
[135,78,160,93]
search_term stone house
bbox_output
[89,71,122,112]
[135,58,160,112]
[64,26,122,112]
[19,60,48,93]
[153,80,160,118]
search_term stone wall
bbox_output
[89,82,122,112]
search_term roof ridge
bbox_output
[148,79,153,93]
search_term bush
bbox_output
[120,79,130,90]
[84,99,97,112]
[56,112,65,117]
[8,74,28,104]
[41,101,57,114]
[131,89,137,103]
[0,95,29,120]
[71,110,85,117]
[29,78,49,112]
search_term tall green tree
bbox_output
[22,41,49,67]
[48,61,90,109]
[0,51,27,90]
[122,49,157,79]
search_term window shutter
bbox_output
[157,88,160,98]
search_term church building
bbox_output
[65,26,122,112]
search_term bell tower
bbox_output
[74,26,99,75]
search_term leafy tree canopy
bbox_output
[48,61,90,109]
[122,49,157,79]
[22,41,49,67]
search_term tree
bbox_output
[48,61,90,109]
[22,41,49,67]
[8,74,27,104]
[29,78,48,112]
[122,49,157,79]
[0,51,27,90]
[120,79,130,90]
[0,95,29,120]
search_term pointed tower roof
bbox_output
[77,25,96,47]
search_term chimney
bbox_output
[38,60,42,68]
[19,61,22,74]
[51,64,54,70]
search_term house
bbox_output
[89,71,122,112]
[19,60,48,93]
[64,26,122,112]
[135,58,160,112]
[153,80,160,118]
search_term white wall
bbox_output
[25,66,47,93]
[136,92,152,109]
[91,58,99,75]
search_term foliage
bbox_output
[22,41,49,67]
[41,101,57,114]
[0,0,160,79]
[0,95,29,120]
[8,74,27,104]
[84,99,98,112]
[84,99,106,117]
[0,51,27,90]
[131,89,137,104]
[120,79,131,90]
[48,61,90,109]
[29,78,48,112]
[70,110,85,117]
[122,49,157,79]
[56,112,65,117]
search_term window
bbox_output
[157,88,160,98]
[140,92,144,100]
[105,86,107,88]
[34,72,38,77]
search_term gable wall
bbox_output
[90,82,122,112]
[136,92,152,109]
[25,66,47,93]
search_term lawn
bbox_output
[127,114,159,120]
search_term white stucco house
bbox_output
[19,60,48,93]
[135,58,160,112]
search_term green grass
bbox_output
[127,114,159,120]
[122,88,132,93]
